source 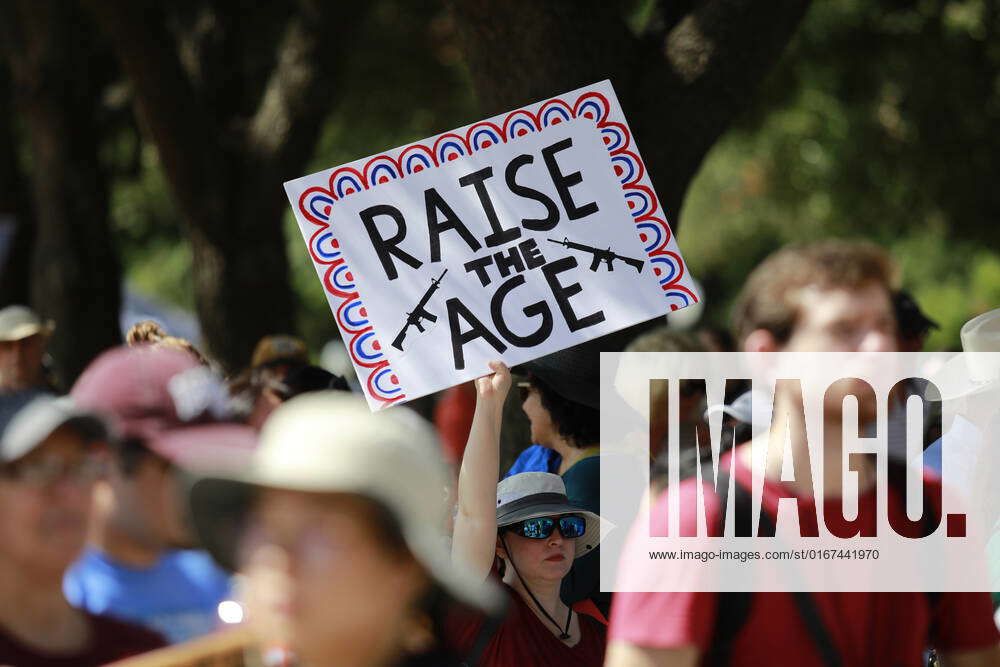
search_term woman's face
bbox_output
[520,383,557,447]
[238,490,431,666]
[498,519,576,584]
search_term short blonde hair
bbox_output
[125,320,207,365]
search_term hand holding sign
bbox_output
[475,360,512,407]
[285,81,700,409]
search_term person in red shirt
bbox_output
[452,360,607,666]
[606,240,1000,666]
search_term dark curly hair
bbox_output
[530,376,599,448]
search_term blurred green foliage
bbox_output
[680,0,1000,350]
[112,0,1000,355]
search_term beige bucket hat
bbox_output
[189,392,502,614]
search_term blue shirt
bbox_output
[505,444,561,477]
[64,548,232,644]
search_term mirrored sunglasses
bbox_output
[509,515,586,540]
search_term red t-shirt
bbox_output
[0,611,165,666]
[608,448,1000,666]
[450,582,606,667]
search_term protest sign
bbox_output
[285,80,699,410]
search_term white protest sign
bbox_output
[285,80,700,410]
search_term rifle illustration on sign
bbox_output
[547,237,645,273]
[391,269,449,352]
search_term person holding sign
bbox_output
[188,392,503,667]
[451,361,607,665]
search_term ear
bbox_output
[495,535,507,560]
[743,329,779,353]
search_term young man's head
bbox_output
[733,241,900,426]
[0,392,107,579]
[733,240,899,355]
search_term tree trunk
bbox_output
[0,71,33,307]
[0,0,122,387]
[453,0,812,228]
[85,0,365,372]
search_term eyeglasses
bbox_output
[2,453,106,488]
[509,515,586,540]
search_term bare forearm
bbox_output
[457,398,504,523]
[451,361,510,577]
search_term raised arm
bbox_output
[451,360,511,580]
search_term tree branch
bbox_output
[82,0,219,218]
[452,0,812,228]
[249,0,366,183]
[451,0,641,117]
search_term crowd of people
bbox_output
[1,238,999,666]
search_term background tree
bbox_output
[452,0,813,227]
[678,0,1000,347]
[85,0,368,371]
[0,69,33,308]
[5,0,992,388]
[0,0,122,386]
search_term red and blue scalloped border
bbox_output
[296,89,698,409]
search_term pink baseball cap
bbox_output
[71,345,252,467]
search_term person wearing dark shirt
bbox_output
[0,391,164,666]
[515,348,605,615]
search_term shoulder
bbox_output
[507,445,559,477]
[167,550,231,586]
[648,476,725,538]
[563,454,601,510]
[63,549,123,607]
[64,548,112,577]
[930,591,1000,652]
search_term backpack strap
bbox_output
[886,457,943,651]
[703,471,755,666]
[790,591,843,667]
[706,470,842,667]
[460,609,503,667]
[703,590,754,667]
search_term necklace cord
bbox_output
[500,534,573,640]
